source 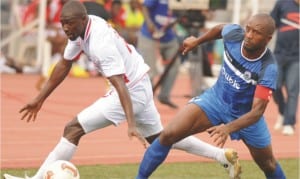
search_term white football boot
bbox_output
[223,148,242,179]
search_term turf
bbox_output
[1,158,299,179]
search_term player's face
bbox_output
[243,19,271,52]
[60,15,86,41]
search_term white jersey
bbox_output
[64,15,150,88]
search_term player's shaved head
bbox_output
[249,13,276,35]
[243,13,275,57]
[61,0,87,19]
[60,0,89,40]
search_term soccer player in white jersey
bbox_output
[4,1,241,179]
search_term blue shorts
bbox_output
[189,88,271,148]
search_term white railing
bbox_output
[1,0,46,73]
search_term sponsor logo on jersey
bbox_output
[221,67,240,89]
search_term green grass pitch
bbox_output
[1,158,299,179]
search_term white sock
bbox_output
[172,136,227,164]
[31,137,77,179]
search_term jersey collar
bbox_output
[241,41,267,61]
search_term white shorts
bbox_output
[77,75,163,138]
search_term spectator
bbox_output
[270,0,299,135]
[123,0,144,46]
[109,0,126,33]
[137,0,180,108]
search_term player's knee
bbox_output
[159,130,177,146]
[145,133,160,144]
[63,118,85,144]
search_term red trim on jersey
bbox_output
[84,18,92,41]
[72,51,83,61]
[254,85,273,101]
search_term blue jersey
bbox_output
[212,24,277,116]
[140,0,177,42]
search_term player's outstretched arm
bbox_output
[19,59,73,122]
[108,74,147,148]
[181,24,225,55]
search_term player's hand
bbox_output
[206,124,230,148]
[19,98,43,122]
[127,126,148,149]
[181,36,198,55]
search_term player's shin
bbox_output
[264,162,286,179]
[136,138,171,179]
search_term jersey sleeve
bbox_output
[258,62,278,90]
[64,39,82,61]
[221,24,244,42]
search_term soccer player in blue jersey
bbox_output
[136,13,286,179]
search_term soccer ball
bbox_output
[43,160,80,179]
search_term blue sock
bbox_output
[265,162,286,179]
[136,138,171,179]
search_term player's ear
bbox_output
[266,34,272,44]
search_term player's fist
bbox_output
[181,36,199,55]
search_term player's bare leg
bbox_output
[244,141,285,178]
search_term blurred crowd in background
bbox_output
[1,0,272,78]
[0,0,146,77]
